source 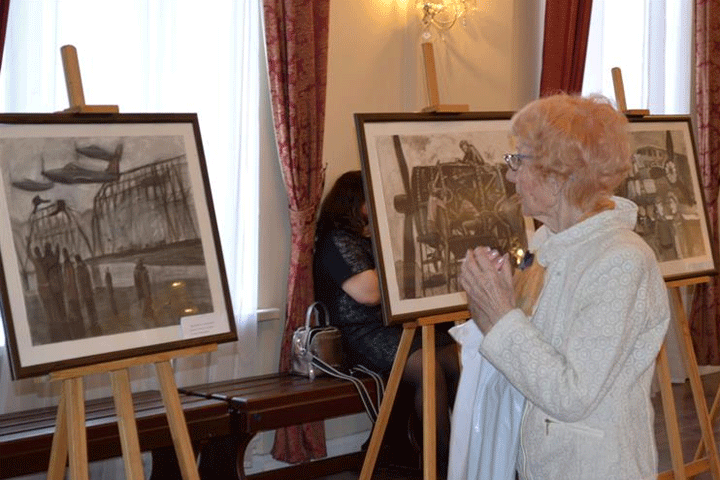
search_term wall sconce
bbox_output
[416,0,477,36]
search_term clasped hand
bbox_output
[459,247,515,335]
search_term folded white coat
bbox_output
[447,320,526,480]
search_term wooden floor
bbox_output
[314,372,720,480]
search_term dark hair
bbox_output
[316,170,367,237]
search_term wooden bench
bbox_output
[1,373,379,480]
[180,372,379,480]
[0,389,231,479]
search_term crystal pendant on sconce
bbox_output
[416,0,478,33]
[419,25,447,43]
[417,0,459,31]
[459,0,478,27]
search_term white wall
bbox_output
[253,0,546,460]
[321,0,544,191]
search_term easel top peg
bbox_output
[60,45,119,114]
[421,42,469,113]
[611,67,649,117]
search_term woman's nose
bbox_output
[505,167,517,183]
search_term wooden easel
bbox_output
[47,345,216,480]
[44,45,209,480]
[359,309,469,480]
[612,66,720,480]
[421,42,469,113]
[362,49,470,479]
[657,277,720,480]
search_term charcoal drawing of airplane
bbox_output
[41,143,123,184]
[10,155,55,191]
[11,177,54,191]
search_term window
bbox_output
[0,0,259,414]
[582,0,692,115]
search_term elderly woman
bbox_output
[457,94,670,480]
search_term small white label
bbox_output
[180,315,224,338]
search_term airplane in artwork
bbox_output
[10,155,56,192]
[41,143,123,184]
[11,177,54,192]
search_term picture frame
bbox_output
[355,112,534,325]
[621,115,717,281]
[0,113,236,379]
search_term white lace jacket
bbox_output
[480,197,670,480]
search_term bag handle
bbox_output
[299,302,331,353]
[311,356,380,423]
[304,301,330,329]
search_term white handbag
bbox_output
[291,301,343,379]
[290,301,383,423]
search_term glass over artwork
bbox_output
[0,114,235,379]
[356,112,534,324]
[617,117,716,281]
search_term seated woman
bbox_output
[313,170,460,474]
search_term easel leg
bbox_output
[359,325,415,480]
[156,360,201,480]
[45,345,214,479]
[67,376,89,480]
[422,324,437,480]
[670,287,720,480]
[47,381,70,480]
[111,369,146,480]
[695,385,720,460]
[657,343,687,480]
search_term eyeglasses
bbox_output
[504,153,532,171]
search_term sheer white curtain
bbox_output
[582,0,692,115]
[0,0,259,476]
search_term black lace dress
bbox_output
[313,227,452,375]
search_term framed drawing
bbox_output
[0,113,236,379]
[355,112,534,324]
[620,115,717,281]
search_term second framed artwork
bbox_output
[355,112,532,324]
[355,112,717,325]
[0,113,236,379]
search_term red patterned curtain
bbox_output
[539,0,593,96]
[689,0,720,366]
[263,0,330,463]
[0,0,10,69]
